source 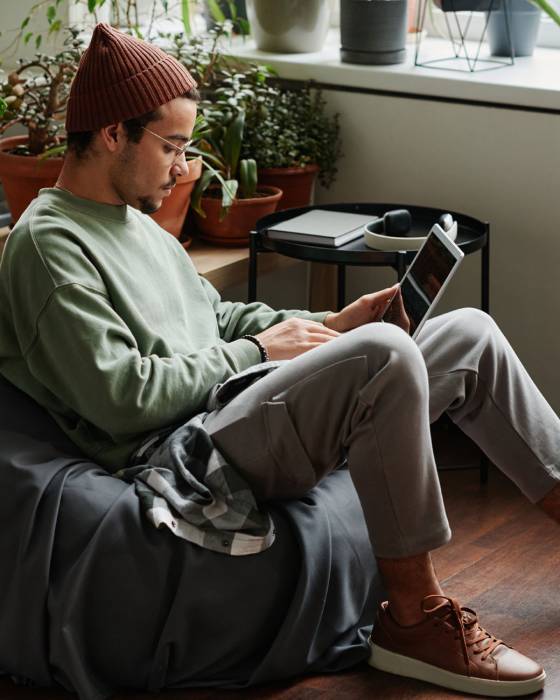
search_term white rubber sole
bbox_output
[369,642,546,697]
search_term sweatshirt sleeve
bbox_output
[23,282,262,439]
[198,275,331,341]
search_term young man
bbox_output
[1,23,559,698]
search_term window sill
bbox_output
[230,29,560,112]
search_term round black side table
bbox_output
[249,202,490,484]
[249,202,489,313]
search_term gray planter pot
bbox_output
[246,0,331,53]
[340,0,408,65]
[487,0,541,57]
[434,0,496,11]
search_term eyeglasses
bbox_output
[142,126,193,165]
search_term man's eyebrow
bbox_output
[164,134,191,143]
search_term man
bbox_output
[0,23,559,698]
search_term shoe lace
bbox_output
[422,595,504,666]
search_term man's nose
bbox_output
[172,157,189,178]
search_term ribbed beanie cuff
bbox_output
[66,23,197,133]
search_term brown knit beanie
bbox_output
[66,23,197,133]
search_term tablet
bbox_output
[381,221,464,339]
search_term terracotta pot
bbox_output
[0,135,63,224]
[195,186,282,247]
[408,0,419,31]
[258,164,319,211]
[150,157,202,239]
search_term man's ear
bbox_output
[99,123,122,153]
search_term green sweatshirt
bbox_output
[0,188,329,470]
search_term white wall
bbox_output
[224,89,560,412]
[311,90,560,411]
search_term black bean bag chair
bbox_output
[0,377,384,700]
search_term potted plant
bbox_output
[191,109,282,246]
[163,25,284,245]
[488,0,560,56]
[242,84,341,211]
[0,29,82,223]
[245,0,332,53]
[1,6,203,236]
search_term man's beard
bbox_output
[138,196,159,214]
[138,176,176,214]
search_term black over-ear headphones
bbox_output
[364,210,457,251]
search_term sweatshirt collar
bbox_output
[40,187,131,224]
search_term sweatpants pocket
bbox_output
[261,401,318,499]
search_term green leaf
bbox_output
[186,145,223,168]
[530,0,560,24]
[181,0,191,34]
[191,168,216,216]
[47,5,56,23]
[87,0,97,13]
[35,34,42,48]
[226,0,237,20]
[23,32,33,44]
[222,110,245,179]
[0,97,8,118]
[237,18,250,36]
[207,0,226,23]
[48,19,62,34]
[20,17,30,29]
[220,179,238,217]
[39,143,67,159]
[239,158,257,198]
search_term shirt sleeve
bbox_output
[23,282,262,440]
[198,275,331,341]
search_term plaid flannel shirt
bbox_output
[116,362,284,556]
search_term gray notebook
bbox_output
[266,210,378,247]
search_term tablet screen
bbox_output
[384,231,460,337]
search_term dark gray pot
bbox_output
[340,0,408,65]
[434,0,498,11]
[246,0,331,53]
[487,0,541,57]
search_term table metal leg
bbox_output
[480,227,490,484]
[481,227,490,314]
[337,264,346,311]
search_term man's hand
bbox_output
[255,317,340,360]
[323,285,405,333]
[383,285,411,334]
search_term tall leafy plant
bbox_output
[191,109,258,218]
[164,23,273,215]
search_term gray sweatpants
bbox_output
[203,309,560,559]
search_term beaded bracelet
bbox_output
[241,334,270,363]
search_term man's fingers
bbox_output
[306,320,340,337]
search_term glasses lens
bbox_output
[174,141,192,165]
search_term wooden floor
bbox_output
[2,466,559,700]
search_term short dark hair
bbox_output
[66,86,200,159]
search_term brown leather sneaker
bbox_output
[368,595,546,697]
